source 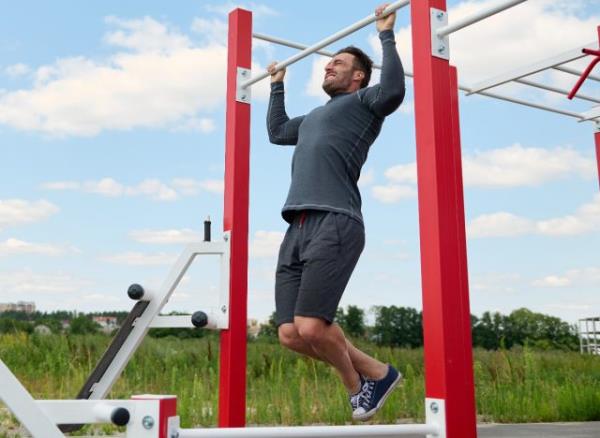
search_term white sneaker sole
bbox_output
[352,373,403,422]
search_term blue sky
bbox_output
[0,0,598,325]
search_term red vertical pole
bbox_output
[595,129,600,191]
[220,8,251,428]
[411,2,477,437]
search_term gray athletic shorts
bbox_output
[274,210,365,326]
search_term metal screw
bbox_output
[438,44,446,53]
[241,70,247,76]
[221,305,227,313]
[170,432,180,438]
[241,94,247,100]
[436,11,444,20]
[430,402,439,414]
[223,234,229,242]
[142,415,155,430]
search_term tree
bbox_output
[341,305,366,338]
[372,306,422,348]
[69,315,101,335]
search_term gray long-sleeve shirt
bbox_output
[267,30,405,224]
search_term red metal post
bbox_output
[411,2,477,437]
[220,8,252,428]
[595,129,600,191]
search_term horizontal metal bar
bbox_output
[467,43,594,95]
[179,424,439,438]
[150,314,220,330]
[553,65,600,83]
[580,106,600,122]
[437,0,527,37]
[253,33,589,122]
[471,88,585,120]
[514,78,600,104]
[241,0,410,89]
[252,32,413,78]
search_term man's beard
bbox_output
[322,75,351,97]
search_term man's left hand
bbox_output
[375,3,395,32]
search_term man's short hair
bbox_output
[334,46,373,88]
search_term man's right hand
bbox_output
[268,61,286,83]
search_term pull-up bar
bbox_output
[240,0,410,89]
[436,0,527,37]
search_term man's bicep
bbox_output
[268,115,305,145]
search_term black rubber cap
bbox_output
[111,407,130,426]
[191,311,209,328]
[127,284,144,300]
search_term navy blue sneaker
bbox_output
[352,365,402,421]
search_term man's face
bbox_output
[322,53,362,97]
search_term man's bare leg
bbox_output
[278,322,388,380]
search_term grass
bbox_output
[0,333,599,435]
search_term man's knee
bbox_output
[278,323,301,350]
[295,316,327,345]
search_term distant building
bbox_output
[0,301,36,314]
[92,316,119,333]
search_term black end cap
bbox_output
[111,407,130,426]
[127,283,144,300]
[191,311,209,328]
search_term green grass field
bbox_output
[1,333,599,435]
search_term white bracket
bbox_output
[236,67,252,104]
[425,397,446,438]
[431,8,450,60]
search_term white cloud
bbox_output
[203,3,279,18]
[5,63,30,78]
[0,238,66,256]
[358,168,374,187]
[0,199,58,230]
[130,228,201,244]
[305,57,329,100]
[468,212,535,238]
[42,177,224,201]
[468,194,600,238]
[371,184,417,203]
[383,144,596,190]
[171,117,216,133]
[250,230,284,258]
[191,18,228,46]
[100,251,177,266]
[533,267,600,288]
[0,16,270,137]
[172,178,224,195]
[104,16,192,53]
[0,270,90,294]
[463,144,596,187]
[532,275,571,288]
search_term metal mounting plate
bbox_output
[236,67,251,104]
[425,397,446,438]
[431,8,450,60]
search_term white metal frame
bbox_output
[87,233,231,400]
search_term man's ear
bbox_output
[354,71,364,81]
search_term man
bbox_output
[266,3,405,421]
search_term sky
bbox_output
[0,0,598,326]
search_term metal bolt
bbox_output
[430,402,439,414]
[170,432,180,438]
[142,415,155,430]
[436,11,444,20]
[241,94,247,100]
[223,234,229,242]
[241,70,247,76]
[438,44,446,53]
[221,305,227,313]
